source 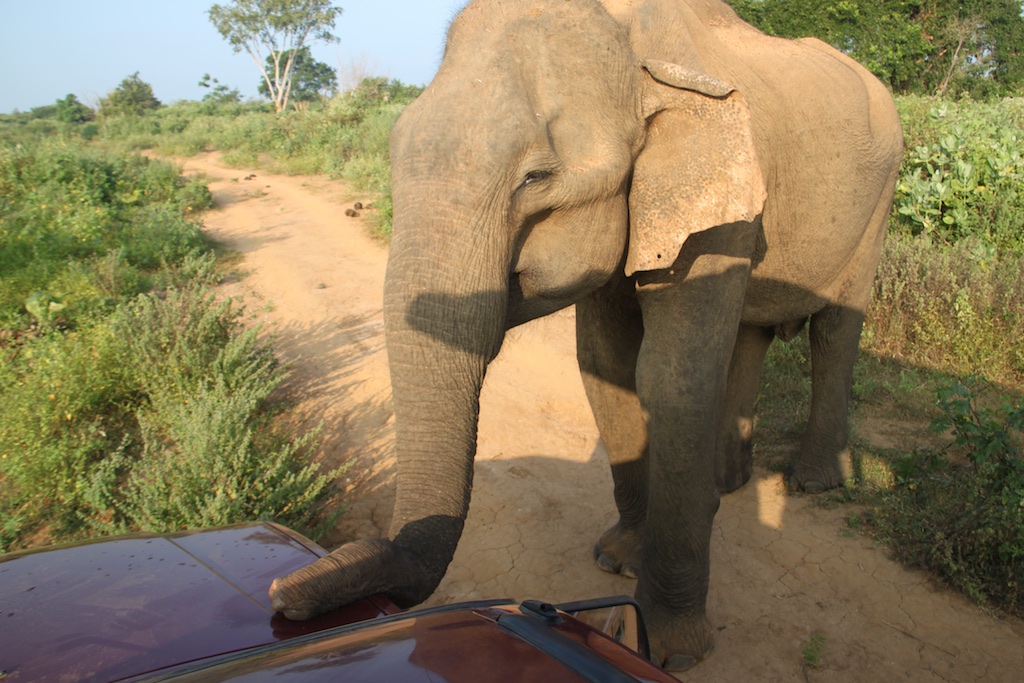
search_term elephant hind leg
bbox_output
[716,323,775,493]
[788,304,863,492]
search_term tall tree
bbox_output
[921,0,1024,96]
[256,46,337,104]
[208,0,342,113]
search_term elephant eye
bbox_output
[521,170,551,187]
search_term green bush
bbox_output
[869,379,1023,616]
[0,257,340,550]
[866,96,1024,385]
[0,140,339,552]
[55,94,94,124]
[0,320,133,545]
[0,139,213,330]
[87,270,342,537]
[99,72,161,118]
[892,97,1024,258]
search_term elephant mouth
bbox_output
[508,269,561,328]
[506,271,531,328]
[507,269,594,329]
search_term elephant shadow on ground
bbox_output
[389,278,1024,678]
[427,432,1018,681]
[425,439,807,610]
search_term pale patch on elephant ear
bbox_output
[643,59,735,98]
[626,62,767,276]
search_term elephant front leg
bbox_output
[577,276,647,579]
[631,227,755,671]
[633,302,726,671]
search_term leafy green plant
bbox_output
[0,260,341,550]
[0,141,340,552]
[24,292,66,326]
[83,274,343,536]
[0,320,135,547]
[892,98,1024,258]
[934,378,1024,467]
[198,73,242,108]
[801,633,827,668]
[55,94,94,124]
[868,379,1023,616]
[99,72,161,118]
[0,138,213,329]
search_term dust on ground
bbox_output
[184,153,1023,682]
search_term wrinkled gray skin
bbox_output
[270,0,903,671]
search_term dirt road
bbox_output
[184,153,1023,681]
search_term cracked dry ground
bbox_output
[185,153,1023,681]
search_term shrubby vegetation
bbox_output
[55,94,94,124]
[198,73,243,107]
[867,235,1024,383]
[0,139,212,330]
[867,97,1024,383]
[99,72,162,118]
[730,0,1024,97]
[870,379,1023,615]
[0,76,421,235]
[0,138,339,551]
[892,96,1024,256]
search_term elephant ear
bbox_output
[626,59,767,276]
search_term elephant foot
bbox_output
[786,451,850,493]
[715,443,753,494]
[646,610,715,673]
[593,522,643,579]
[270,538,406,620]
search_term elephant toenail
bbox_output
[595,554,619,574]
[664,654,698,672]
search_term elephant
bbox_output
[269,0,903,671]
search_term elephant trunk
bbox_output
[378,214,509,604]
[272,209,508,614]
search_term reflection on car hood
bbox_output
[0,523,393,682]
[144,601,677,683]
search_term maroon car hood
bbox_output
[153,602,678,683]
[0,523,393,682]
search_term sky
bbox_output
[0,1,464,113]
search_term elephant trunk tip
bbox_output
[269,538,402,620]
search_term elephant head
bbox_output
[271,0,765,657]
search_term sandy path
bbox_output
[184,154,1023,681]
